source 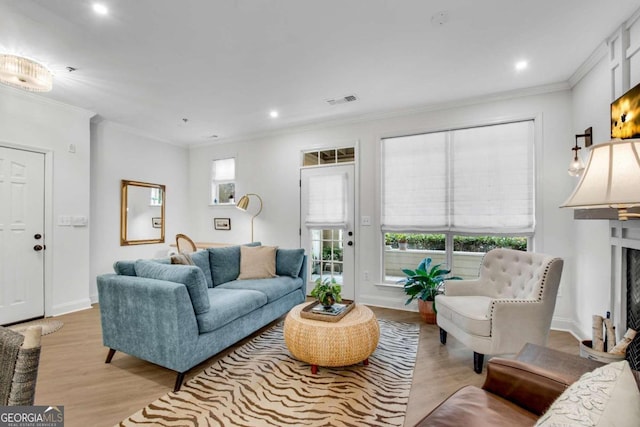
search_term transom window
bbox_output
[381,120,534,281]
[303,147,355,166]
[211,157,236,205]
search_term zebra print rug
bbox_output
[119,319,419,427]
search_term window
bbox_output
[381,121,534,281]
[211,158,235,204]
[149,188,162,206]
[303,147,355,166]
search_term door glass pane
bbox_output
[337,147,355,163]
[319,149,336,164]
[310,228,344,285]
[303,151,319,166]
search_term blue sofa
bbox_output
[97,245,306,391]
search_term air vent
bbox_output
[326,94,358,106]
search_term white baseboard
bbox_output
[50,298,92,317]
[357,293,416,312]
[551,316,585,341]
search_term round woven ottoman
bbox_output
[284,303,380,374]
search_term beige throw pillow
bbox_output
[238,245,277,280]
[171,253,195,265]
[535,360,640,427]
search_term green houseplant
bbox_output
[398,257,460,323]
[310,277,342,309]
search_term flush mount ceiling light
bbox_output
[93,3,109,15]
[0,54,53,92]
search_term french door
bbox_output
[0,146,45,324]
[300,164,355,300]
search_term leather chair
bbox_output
[436,248,563,373]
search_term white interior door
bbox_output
[0,147,45,324]
[300,164,355,300]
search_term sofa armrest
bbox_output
[97,274,200,372]
[482,357,578,416]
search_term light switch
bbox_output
[361,215,372,226]
[58,215,71,226]
[72,215,88,226]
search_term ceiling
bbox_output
[1,1,639,146]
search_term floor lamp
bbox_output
[236,193,263,242]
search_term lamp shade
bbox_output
[561,139,640,209]
[0,54,53,92]
[236,195,250,211]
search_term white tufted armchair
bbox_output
[436,248,564,373]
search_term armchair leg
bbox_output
[105,348,116,363]
[174,372,186,392]
[439,328,447,345]
[473,352,484,374]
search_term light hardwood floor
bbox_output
[33,304,579,427]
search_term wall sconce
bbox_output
[236,193,263,242]
[568,127,592,177]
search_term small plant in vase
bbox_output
[398,257,461,324]
[310,277,342,309]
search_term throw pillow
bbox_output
[238,245,277,280]
[170,253,195,265]
[535,360,640,427]
[208,242,261,286]
[134,260,210,315]
[190,250,213,288]
[276,248,305,278]
[113,258,170,276]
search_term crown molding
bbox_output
[0,83,95,119]
[190,81,570,149]
[94,119,183,148]
[568,42,608,88]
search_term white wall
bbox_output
[569,12,640,339]
[189,88,578,320]
[0,85,94,316]
[89,121,190,301]
[570,55,614,338]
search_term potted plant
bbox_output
[398,257,460,324]
[310,277,342,309]
[398,235,408,251]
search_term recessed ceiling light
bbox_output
[93,3,109,15]
[515,60,528,71]
[269,110,279,118]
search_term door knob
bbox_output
[33,245,43,251]
[34,233,42,240]
[347,241,353,246]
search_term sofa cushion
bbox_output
[196,288,268,333]
[535,360,640,427]
[436,295,492,337]
[190,250,213,288]
[114,258,170,276]
[217,276,303,303]
[134,260,210,315]
[238,246,277,280]
[276,248,305,278]
[208,242,261,286]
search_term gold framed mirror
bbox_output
[120,180,165,246]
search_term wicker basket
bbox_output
[579,340,625,363]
